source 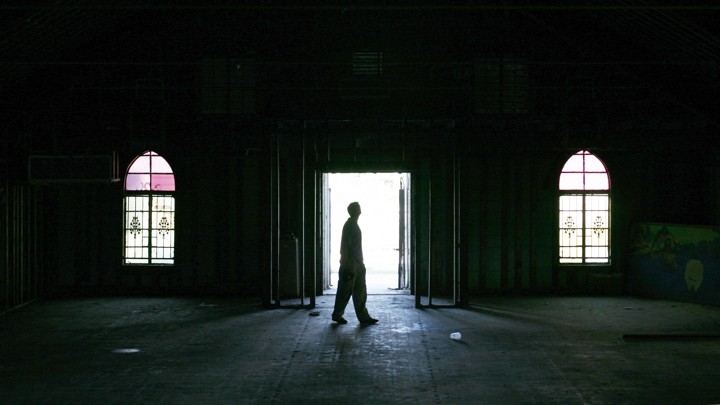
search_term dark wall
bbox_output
[0,185,43,311]
[2,6,719,306]
[37,133,269,297]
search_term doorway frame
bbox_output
[268,129,464,309]
[320,170,414,297]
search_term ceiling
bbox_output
[1,1,718,124]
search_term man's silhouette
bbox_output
[331,202,378,325]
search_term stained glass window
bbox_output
[123,151,175,265]
[559,150,610,264]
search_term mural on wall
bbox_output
[629,223,720,305]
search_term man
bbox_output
[331,202,379,325]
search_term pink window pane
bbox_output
[151,156,173,173]
[585,173,609,190]
[125,151,175,191]
[560,150,610,190]
[125,173,151,191]
[584,154,607,173]
[561,153,584,172]
[151,174,176,191]
[128,155,151,173]
[559,173,584,190]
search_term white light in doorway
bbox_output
[327,172,410,293]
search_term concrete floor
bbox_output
[2,294,720,404]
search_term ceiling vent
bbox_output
[340,51,388,99]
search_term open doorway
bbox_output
[322,172,412,295]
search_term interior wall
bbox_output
[462,148,557,294]
[0,6,717,304]
[0,110,707,311]
[0,3,718,311]
[36,130,269,298]
[21,123,718,302]
[1,184,44,312]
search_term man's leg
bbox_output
[332,269,354,322]
[351,267,373,322]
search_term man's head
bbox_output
[347,202,361,218]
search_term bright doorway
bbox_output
[322,172,412,295]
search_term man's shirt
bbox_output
[339,217,363,267]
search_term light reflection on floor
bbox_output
[324,269,410,296]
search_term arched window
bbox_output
[559,150,610,264]
[123,151,175,265]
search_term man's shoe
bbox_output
[360,318,379,325]
[332,317,348,324]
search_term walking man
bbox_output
[332,202,379,325]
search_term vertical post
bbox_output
[462,154,472,305]
[33,187,40,300]
[301,131,317,309]
[310,169,316,308]
[269,132,281,306]
[4,186,9,310]
[500,158,509,290]
[414,167,422,308]
[398,185,405,290]
[15,187,22,306]
[453,144,461,306]
[315,170,323,299]
[20,186,25,305]
[514,162,523,291]
[303,147,318,308]
[407,173,412,292]
[300,133,306,306]
[3,186,8,310]
[9,186,13,308]
[269,136,273,305]
[427,172,432,307]
[276,134,282,306]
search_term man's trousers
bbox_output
[332,265,373,322]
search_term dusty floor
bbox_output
[1,293,720,404]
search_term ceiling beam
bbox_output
[1,4,720,11]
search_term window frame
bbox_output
[122,151,176,266]
[558,150,611,265]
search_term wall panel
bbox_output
[1,185,43,312]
